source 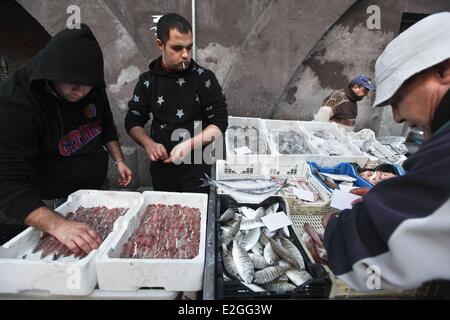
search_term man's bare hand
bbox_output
[117,161,133,187]
[51,219,102,255]
[145,141,169,162]
[164,140,192,164]
[350,187,370,205]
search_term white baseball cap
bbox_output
[374,12,450,107]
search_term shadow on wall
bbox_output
[0,0,51,82]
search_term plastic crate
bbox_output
[225,116,274,158]
[95,191,208,292]
[285,213,433,299]
[0,190,142,296]
[309,162,373,192]
[215,195,331,299]
[299,121,362,156]
[350,163,406,187]
[215,159,332,215]
[349,129,406,165]
[264,119,317,156]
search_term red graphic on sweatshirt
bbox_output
[84,103,97,119]
[59,122,102,156]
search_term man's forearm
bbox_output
[24,206,65,235]
[189,124,222,150]
[105,140,125,162]
[128,126,156,149]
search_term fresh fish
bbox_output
[268,237,303,270]
[238,207,257,219]
[277,274,290,282]
[253,207,266,220]
[251,241,264,256]
[262,228,277,238]
[240,218,265,231]
[241,282,266,293]
[200,175,280,193]
[220,208,236,223]
[265,202,279,216]
[239,228,261,251]
[312,169,338,190]
[200,175,289,204]
[263,281,296,292]
[278,260,292,269]
[253,265,290,285]
[280,237,305,270]
[275,130,312,154]
[232,240,255,284]
[259,232,270,246]
[279,226,290,238]
[221,217,242,246]
[263,242,279,265]
[249,253,271,269]
[222,244,240,280]
[285,269,313,286]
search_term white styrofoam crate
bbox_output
[95,191,208,292]
[349,129,406,164]
[0,289,179,300]
[299,121,363,156]
[264,119,317,156]
[225,116,274,157]
[0,190,143,296]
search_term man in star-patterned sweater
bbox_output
[125,13,228,193]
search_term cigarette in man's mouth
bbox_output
[182,62,186,70]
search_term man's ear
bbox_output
[156,39,164,51]
[437,59,450,85]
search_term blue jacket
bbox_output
[324,92,450,291]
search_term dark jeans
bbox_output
[150,162,211,194]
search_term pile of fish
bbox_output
[33,206,128,260]
[271,176,324,205]
[121,204,201,259]
[302,223,327,264]
[227,125,270,154]
[349,129,402,164]
[311,169,358,191]
[219,202,314,293]
[272,130,312,155]
[311,130,355,156]
[359,170,396,185]
[201,174,288,204]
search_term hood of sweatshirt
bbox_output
[26,23,105,90]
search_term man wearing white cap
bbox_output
[307,12,450,295]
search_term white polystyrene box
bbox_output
[0,190,143,296]
[95,191,208,292]
[225,116,274,157]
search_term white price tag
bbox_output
[330,190,361,210]
[234,146,253,155]
[293,188,315,202]
[261,211,292,232]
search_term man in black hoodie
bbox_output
[125,13,228,193]
[0,24,132,254]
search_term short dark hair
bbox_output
[157,13,192,45]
